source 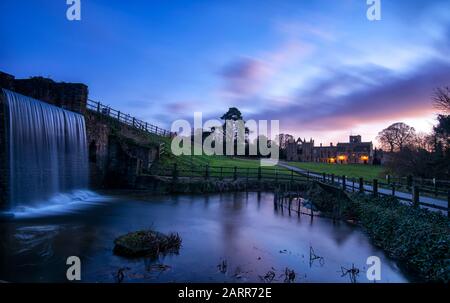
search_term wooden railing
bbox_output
[86,99,173,137]
[149,164,450,216]
[384,175,450,197]
[298,172,449,199]
[304,172,450,215]
[150,164,308,182]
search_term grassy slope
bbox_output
[286,162,386,180]
[155,140,382,179]
[159,154,291,172]
[153,141,291,175]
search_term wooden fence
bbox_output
[382,175,450,196]
[313,173,449,212]
[150,164,450,216]
[86,99,173,137]
[151,164,301,182]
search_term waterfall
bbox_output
[3,89,89,211]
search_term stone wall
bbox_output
[84,111,111,188]
[0,71,88,114]
[286,141,299,161]
[286,136,374,164]
[0,72,14,89]
[85,111,160,188]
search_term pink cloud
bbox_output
[250,58,450,139]
[220,57,268,96]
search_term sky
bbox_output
[1,0,450,146]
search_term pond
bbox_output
[0,191,409,283]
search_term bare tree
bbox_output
[377,122,416,152]
[412,132,434,152]
[433,86,450,113]
[377,127,396,152]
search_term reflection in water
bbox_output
[0,192,409,283]
[14,225,60,258]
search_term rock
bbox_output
[113,230,181,258]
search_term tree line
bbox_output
[197,86,450,179]
[377,87,450,179]
[193,107,279,158]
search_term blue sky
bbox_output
[1,0,450,144]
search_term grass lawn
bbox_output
[156,140,382,180]
[154,152,292,177]
[159,141,287,172]
[173,154,264,168]
[207,156,263,168]
[182,155,290,173]
[159,140,286,171]
[284,162,386,181]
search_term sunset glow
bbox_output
[1,0,449,145]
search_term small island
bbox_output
[113,230,182,258]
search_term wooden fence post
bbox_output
[205,165,209,180]
[359,178,364,193]
[407,175,413,189]
[258,167,262,180]
[447,190,450,218]
[233,166,237,181]
[331,174,335,185]
[306,170,310,181]
[220,167,223,179]
[433,178,437,197]
[342,175,346,191]
[322,172,326,182]
[373,179,378,197]
[172,163,178,181]
[413,186,420,208]
[386,174,391,185]
[290,170,294,182]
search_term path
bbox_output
[278,162,448,214]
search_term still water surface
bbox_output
[0,191,408,283]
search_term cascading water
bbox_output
[2,89,98,216]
